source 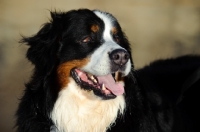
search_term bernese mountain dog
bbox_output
[16,9,200,132]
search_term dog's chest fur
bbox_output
[51,78,125,132]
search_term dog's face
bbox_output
[25,9,132,100]
[54,9,132,100]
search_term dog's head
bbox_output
[20,9,134,131]
[24,9,132,100]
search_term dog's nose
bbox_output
[109,49,130,66]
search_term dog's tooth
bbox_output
[91,75,94,79]
[93,78,97,83]
[102,84,106,90]
[90,75,97,83]
[115,71,118,81]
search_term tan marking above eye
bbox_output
[91,25,99,33]
[112,27,118,35]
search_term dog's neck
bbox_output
[51,78,125,132]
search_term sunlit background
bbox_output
[0,0,200,131]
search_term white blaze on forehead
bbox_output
[81,10,131,76]
[93,10,115,41]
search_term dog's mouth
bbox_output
[70,68,124,99]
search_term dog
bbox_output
[16,9,200,132]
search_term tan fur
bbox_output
[112,27,118,35]
[57,58,89,88]
[91,24,99,33]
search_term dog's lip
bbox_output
[70,68,124,97]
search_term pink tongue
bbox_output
[97,74,124,95]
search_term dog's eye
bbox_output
[82,36,92,43]
[113,34,120,43]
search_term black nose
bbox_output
[109,49,130,66]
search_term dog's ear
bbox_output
[20,11,64,73]
[18,12,65,120]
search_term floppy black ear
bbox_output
[21,11,64,73]
[16,12,65,131]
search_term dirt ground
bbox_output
[0,0,200,131]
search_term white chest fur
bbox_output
[51,78,125,132]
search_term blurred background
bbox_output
[0,0,200,131]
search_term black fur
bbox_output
[109,55,200,132]
[16,9,200,132]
